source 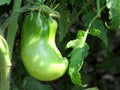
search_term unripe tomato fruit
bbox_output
[20,12,68,81]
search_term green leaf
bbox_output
[66,39,84,49]
[85,87,99,90]
[26,0,45,4]
[106,0,120,29]
[77,30,85,39]
[106,0,114,8]
[66,30,89,86]
[66,30,86,49]
[58,6,70,42]
[0,0,11,5]
[91,19,108,47]
[71,85,99,90]
[68,44,89,86]
[89,28,100,36]
[22,76,53,90]
[82,11,108,47]
[71,85,83,90]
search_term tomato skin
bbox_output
[20,12,68,81]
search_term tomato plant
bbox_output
[0,0,120,90]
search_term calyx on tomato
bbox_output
[20,12,68,81]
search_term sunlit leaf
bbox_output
[68,44,89,86]
[67,30,89,86]
[66,30,86,49]
[106,0,120,29]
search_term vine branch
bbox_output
[0,35,11,90]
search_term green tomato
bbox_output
[20,12,68,81]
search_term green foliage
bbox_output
[22,76,53,90]
[66,30,89,86]
[0,0,11,5]
[82,11,108,47]
[26,0,45,4]
[68,44,89,86]
[58,6,70,42]
[89,28,100,36]
[106,0,120,29]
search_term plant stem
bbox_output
[83,15,98,43]
[0,35,11,90]
[83,0,106,45]
[96,0,101,17]
[0,0,21,90]
[7,0,22,57]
